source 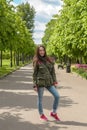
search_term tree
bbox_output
[42,0,87,64]
[0,0,36,67]
[17,2,35,33]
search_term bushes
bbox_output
[3,51,10,59]
[72,67,87,79]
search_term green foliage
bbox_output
[17,2,35,33]
[0,0,36,67]
[72,67,87,79]
[42,0,87,63]
[0,59,32,77]
[2,51,10,59]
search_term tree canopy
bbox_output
[42,0,87,63]
[17,2,35,33]
[0,0,36,67]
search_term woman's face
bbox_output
[39,47,45,57]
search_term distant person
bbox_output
[33,45,60,121]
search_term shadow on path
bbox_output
[58,86,72,90]
[0,112,68,130]
[0,91,77,110]
[0,112,87,130]
[0,64,82,130]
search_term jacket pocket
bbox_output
[39,66,45,74]
[45,75,53,86]
[37,77,45,87]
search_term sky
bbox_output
[13,0,63,44]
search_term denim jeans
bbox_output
[37,85,60,115]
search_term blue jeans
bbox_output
[37,86,60,115]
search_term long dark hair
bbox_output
[33,45,52,66]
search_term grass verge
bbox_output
[72,67,87,80]
[0,59,32,78]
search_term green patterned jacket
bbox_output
[33,61,57,87]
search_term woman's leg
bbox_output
[37,87,44,115]
[47,86,60,113]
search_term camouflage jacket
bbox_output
[33,61,57,87]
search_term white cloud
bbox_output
[47,0,63,4]
[24,0,62,17]
[21,0,63,44]
[34,38,42,44]
[35,21,46,31]
[33,31,44,44]
[10,1,18,7]
[33,32,44,39]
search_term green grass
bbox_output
[0,66,18,77]
[0,59,31,78]
[72,67,87,80]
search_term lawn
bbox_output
[72,64,87,80]
[0,59,31,78]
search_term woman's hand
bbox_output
[33,85,38,92]
[53,82,58,88]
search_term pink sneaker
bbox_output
[50,112,60,121]
[40,114,48,121]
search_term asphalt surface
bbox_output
[0,63,87,130]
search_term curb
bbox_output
[0,62,32,80]
[0,67,20,80]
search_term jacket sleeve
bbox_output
[33,63,38,86]
[51,63,57,83]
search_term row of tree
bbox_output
[42,0,87,64]
[0,0,36,67]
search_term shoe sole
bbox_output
[40,118,49,121]
[40,117,49,121]
[50,113,60,121]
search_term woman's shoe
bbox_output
[50,112,60,121]
[40,114,48,121]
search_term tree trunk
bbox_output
[22,53,24,64]
[14,51,16,66]
[16,51,19,66]
[0,50,2,67]
[69,58,71,65]
[79,57,82,64]
[10,47,13,67]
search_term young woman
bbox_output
[33,45,60,121]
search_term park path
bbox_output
[0,63,87,130]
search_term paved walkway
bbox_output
[0,63,87,130]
